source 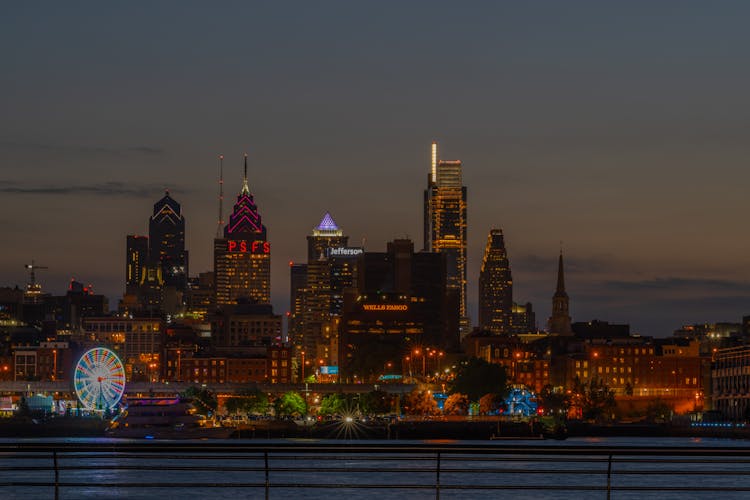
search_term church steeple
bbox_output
[548,251,573,335]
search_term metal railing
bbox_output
[2,442,750,499]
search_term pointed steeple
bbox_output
[555,251,566,296]
[549,250,572,335]
[241,153,250,194]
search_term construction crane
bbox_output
[24,260,48,287]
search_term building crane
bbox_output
[24,260,48,286]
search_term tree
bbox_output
[403,389,439,416]
[318,394,345,416]
[479,393,502,415]
[274,391,307,417]
[538,385,571,418]
[443,393,469,415]
[645,399,673,423]
[181,386,218,416]
[359,390,392,415]
[450,357,508,402]
[572,377,615,423]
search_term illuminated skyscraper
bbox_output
[478,229,513,334]
[149,191,188,291]
[424,141,468,336]
[548,252,573,335]
[214,155,270,305]
[125,235,149,296]
[307,212,347,261]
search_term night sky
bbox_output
[2,1,750,336]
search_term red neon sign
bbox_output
[227,240,270,254]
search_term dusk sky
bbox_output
[2,1,750,337]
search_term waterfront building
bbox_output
[340,238,459,381]
[713,346,750,420]
[149,191,189,291]
[548,252,573,335]
[478,229,513,335]
[82,317,163,382]
[214,155,270,305]
[11,341,72,382]
[423,141,469,337]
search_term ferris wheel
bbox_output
[74,348,126,411]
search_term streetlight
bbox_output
[52,349,57,381]
[300,351,306,382]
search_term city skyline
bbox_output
[3,2,750,336]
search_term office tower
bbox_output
[548,252,573,335]
[149,191,188,291]
[300,213,358,362]
[424,141,469,336]
[510,302,536,334]
[340,239,459,381]
[125,235,149,296]
[307,212,348,261]
[478,229,513,334]
[214,155,270,305]
[288,263,308,344]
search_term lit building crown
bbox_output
[312,212,343,237]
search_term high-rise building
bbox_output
[288,262,308,344]
[307,212,348,261]
[424,141,469,336]
[478,229,513,334]
[548,252,573,335]
[214,155,271,305]
[300,213,359,362]
[149,191,188,291]
[340,239,459,381]
[125,235,149,296]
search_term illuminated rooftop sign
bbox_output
[326,247,364,257]
[362,304,408,312]
[226,240,270,254]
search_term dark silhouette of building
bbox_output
[149,191,188,291]
[424,141,469,336]
[478,229,513,334]
[572,320,630,339]
[214,155,270,305]
[548,252,572,335]
[125,235,149,296]
[340,239,459,381]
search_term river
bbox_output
[1,436,749,499]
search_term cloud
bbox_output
[0,141,164,156]
[0,180,184,198]
[602,277,750,294]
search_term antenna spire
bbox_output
[216,154,224,238]
[242,153,250,194]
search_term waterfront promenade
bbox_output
[2,438,750,499]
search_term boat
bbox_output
[107,397,234,439]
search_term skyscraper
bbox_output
[478,229,513,334]
[125,235,149,296]
[548,252,573,335]
[149,191,188,291]
[307,212,347,261]
[214,155,271,305]
[424,141,469,336]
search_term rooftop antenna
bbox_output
[216,154,224,238]
[241,152,250,194]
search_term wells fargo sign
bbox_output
[362,304,408,312]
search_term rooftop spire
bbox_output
[556,251,566,294]
[241,153,249,194]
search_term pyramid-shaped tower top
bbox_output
[225,154,266,238]
[317,212,339,231]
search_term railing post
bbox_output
[606,454,612,500]
[264,450,270,500]
[53,450,59,500]
[435,451,441,500]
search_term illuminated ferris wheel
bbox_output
[74,348,126,411]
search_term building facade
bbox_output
[478,229,513,335]
[214,156,271,305]
[149,191,188,291]
[424,141,469,336]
